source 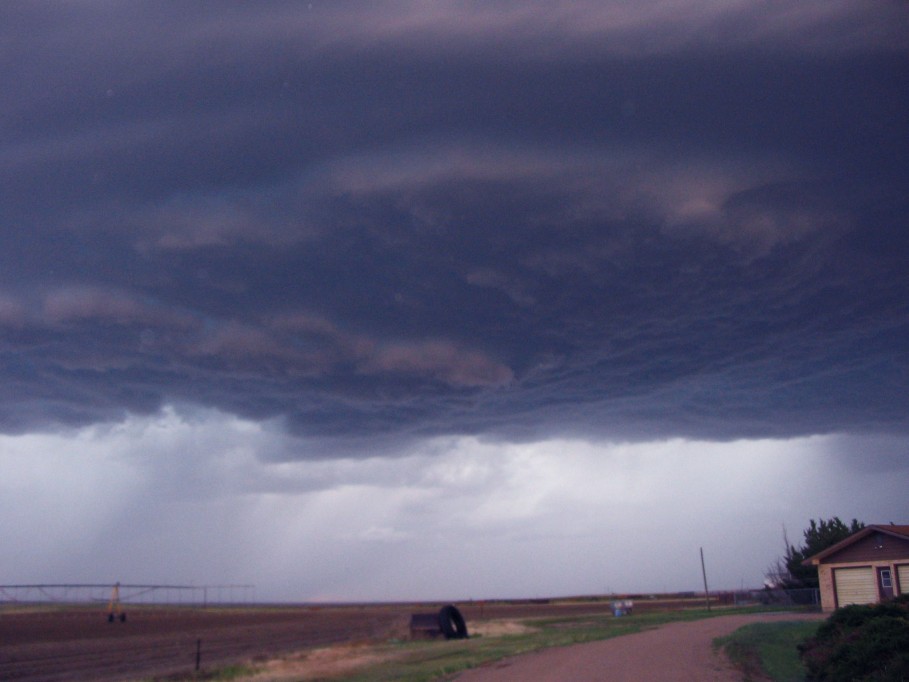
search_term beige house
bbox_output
[803,524,909,611]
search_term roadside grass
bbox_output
[339,607,798,682]
[715,620,820,682]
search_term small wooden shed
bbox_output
[803,524,909,611]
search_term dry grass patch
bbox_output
[469,619,538,637]
[243,642,406,681]
[225,620,537,680]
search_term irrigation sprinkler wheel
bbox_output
[438,605,468,639]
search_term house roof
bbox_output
[803,524,909,566]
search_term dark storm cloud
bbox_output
[1,1,907,451]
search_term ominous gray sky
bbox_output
[1,1,907,602]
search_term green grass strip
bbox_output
[715,620,820,682]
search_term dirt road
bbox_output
[454,612,824,682]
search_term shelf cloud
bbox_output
[1,1,906,600]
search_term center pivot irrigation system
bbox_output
[0,582,256,621]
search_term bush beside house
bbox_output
[799,594,909,681]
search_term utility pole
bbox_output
[700,547,711,611]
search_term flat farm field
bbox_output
[0,598,689,681]
[1,604,410,681]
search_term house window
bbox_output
[880,569,892,589]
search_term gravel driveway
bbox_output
[454,612,824,682]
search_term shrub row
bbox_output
[799,594,909,681]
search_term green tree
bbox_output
[771,517,865,589]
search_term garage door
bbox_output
[834,567,877,607]
[898,565,909,596]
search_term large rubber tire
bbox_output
[438,605,468,640]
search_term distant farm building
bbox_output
[803,524,909,611]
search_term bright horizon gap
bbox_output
[1,407,900,602]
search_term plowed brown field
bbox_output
[0,605,409,681]
[0,600,640,682]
